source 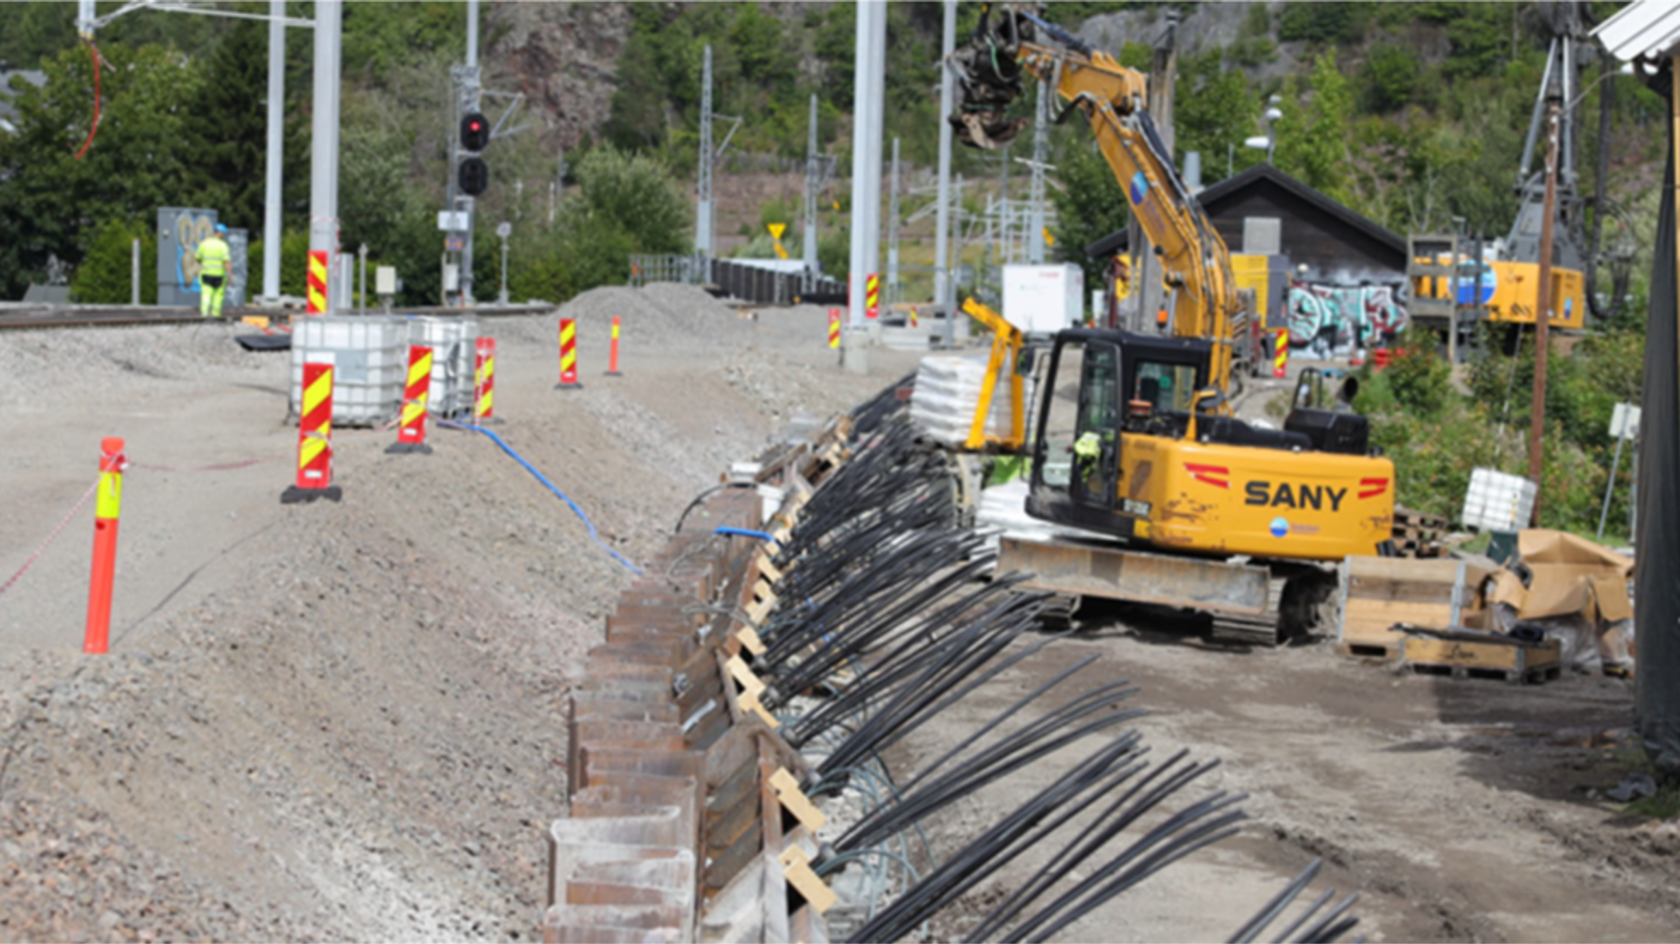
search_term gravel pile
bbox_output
[493,283,747,352]
[0,323,268,409]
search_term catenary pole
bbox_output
[262,0,284,302]
[936,0,956,340]
[804,93,820,284]
[461,0,480,304]
[308,0,342,314]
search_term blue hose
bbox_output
[714,526,775,543]
[441,420,642,574]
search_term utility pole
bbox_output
[308,1,342,314]
[803,94,820,287]
[262,0,283,302]
[1028,78,1049,264]
[1528,102,1561,522]
[936,0,956,341]
[459,0,481,304]
[888,137,901,306]
[697,44,714,258]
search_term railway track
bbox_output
[0,303,555,331]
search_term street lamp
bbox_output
[1244,96,1283,164]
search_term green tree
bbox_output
[571,144,691,256]
[1273,52,1352,202]
[1361,42,1420,113]
[0,42,207,298]
[69,217,157,304]
[191,17,308,234]
[1277,3,1371,44]
[1174,49,1258,186]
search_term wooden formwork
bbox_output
[543,424,849,944]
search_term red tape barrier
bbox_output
[0,475,103,600]
[0,452,284,601]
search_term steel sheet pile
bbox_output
[543,377,1364,943]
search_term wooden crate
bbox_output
[1335,557,1493,659]
[1400,631,1562,684]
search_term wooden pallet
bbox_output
[1336,557,1493,659]
[1399,629,1562,684]
[1391,507,1450,559]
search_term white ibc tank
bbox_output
[407,316,480,417]
[289,315,406,425]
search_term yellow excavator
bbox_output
[951,6,1395,642]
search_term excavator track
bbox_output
[1208,567,1340,647]
[1209,576,1290,646]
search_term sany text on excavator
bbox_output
[947,6,1396,643]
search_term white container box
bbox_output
[408,316,480,417]
[1461,468,1538,532]
[1002,264,1085,335]
[289,315,407,425]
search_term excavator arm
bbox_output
[950,5,1241,390]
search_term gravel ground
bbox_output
[0,288,924,942]
[8,288,1676,943]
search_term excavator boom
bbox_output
[950,6,1240,390]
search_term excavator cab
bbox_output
[1026,329,1394,560]
[1027,329,1210,536]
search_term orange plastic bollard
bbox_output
[828,309,841,349]
[389,345,434,454]
[606,316,623,376]
[474,337,500,423]
[84,437,125,655]
[1273,328,1289,379]
[282,358,342,504]
[865,273,880,320]
[557,318,580,389]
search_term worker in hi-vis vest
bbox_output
[195,223,232,318]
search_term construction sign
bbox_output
[307,250,329,314]
[768,223,788,261]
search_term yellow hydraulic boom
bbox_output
[951,5,1241,390]
[961,297,1026,451]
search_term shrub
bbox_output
[70,218,158,305]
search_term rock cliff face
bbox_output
[485,3,634,152]
[1075,2,1303,83]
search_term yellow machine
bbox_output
[950,7,1395,639]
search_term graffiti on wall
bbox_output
[154,207,246,309]
[1286,282,1407,356]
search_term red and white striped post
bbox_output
[605,316,623,376]
[474,337,499,424]
[557,318,580,389]
[84,437,125,655]
[282,357,342,504]
[389,345,434,454]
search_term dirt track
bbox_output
[2,288,1677,942]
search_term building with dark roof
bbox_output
[1085,162,1408,284]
